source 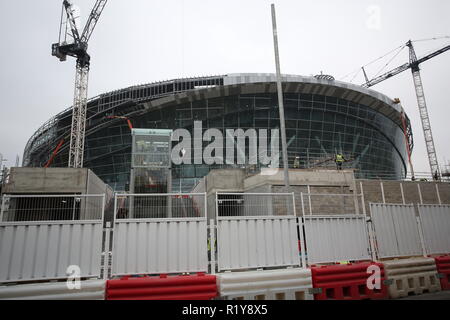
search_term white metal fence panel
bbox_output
[418,205,450,255]
[112,193,208,276]
[217,216,300,271]
[0,194,105,284]
[112,218,208,275]
[0,221,103,283]
[370,203,423,258]
[1,194,104,222]
[216,193,300,271]
[216,193,295,217]
[302,215,371,264]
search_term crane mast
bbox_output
[52,0,107,168]
[69,61,89,168]
[407,41,440,178]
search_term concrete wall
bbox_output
[200,168,450,218]
[244,168,357,191]
[3,168,112,196]
[3,168,89,194]
[201,168,245,194]
[357,179,450,215]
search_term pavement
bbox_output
[397,290,450,300]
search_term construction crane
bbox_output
[362,40,450,179]
[52,0,108,168]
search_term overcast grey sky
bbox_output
[0,0,449,174]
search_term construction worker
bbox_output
[335,153,346,170]
[293,156,300,169]
[433,171,439,181]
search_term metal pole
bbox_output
[103,221,111,280]
[101,194,106,222]
[380,182,386,204]
[400,183,406,204]
[360,181,367,215]
[0,195,5,222]
[215,192,220,271]
[435,184,442,205]
[209,219,216,274]
[417,184,423,205]
[271,4,290,192]
[294,193,306,268]
[368,220,378,261]
[416,215,427,257]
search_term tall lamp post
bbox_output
[271,4,290,191]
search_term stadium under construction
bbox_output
[23,73,413,192]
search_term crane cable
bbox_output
[372,44,407,78]
[340,36,450,82]
[339,43,406,81]
[412,35,450,43]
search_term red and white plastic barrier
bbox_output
[106,273,217,300]
[434,255,450,290]
[217,268,313,300]
[383,257,441,299]
[0,280,106,300]
[310,262,388,300]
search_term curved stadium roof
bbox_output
[23,73,413,167]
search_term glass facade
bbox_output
[78,92,407,191]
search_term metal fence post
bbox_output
[101,194,106,222]
[417,184,423,205]
[204,192,207,219]
[307,186,312,215]
[113,194,118,221]
[215,192,219,221]
[0,195,5,222]
[103,221,111,280]
[400,183,406,204]
[367,219,378,261]
[209,219,216,275]
[360,182,367,216]
[294,192,307,268]
[300,192,306,217]
[416,213,428,257]
[435,184,442,205]
[215,192,219,271]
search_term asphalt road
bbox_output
[397,290,450,300]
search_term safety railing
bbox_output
[1,188,449,289]
[299,193,364,216]
[0,194,105,222]
[215,192,295,217]
[114,193,206,219]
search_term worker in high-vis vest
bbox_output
[335,153,346,170]
[293,156,300,169]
